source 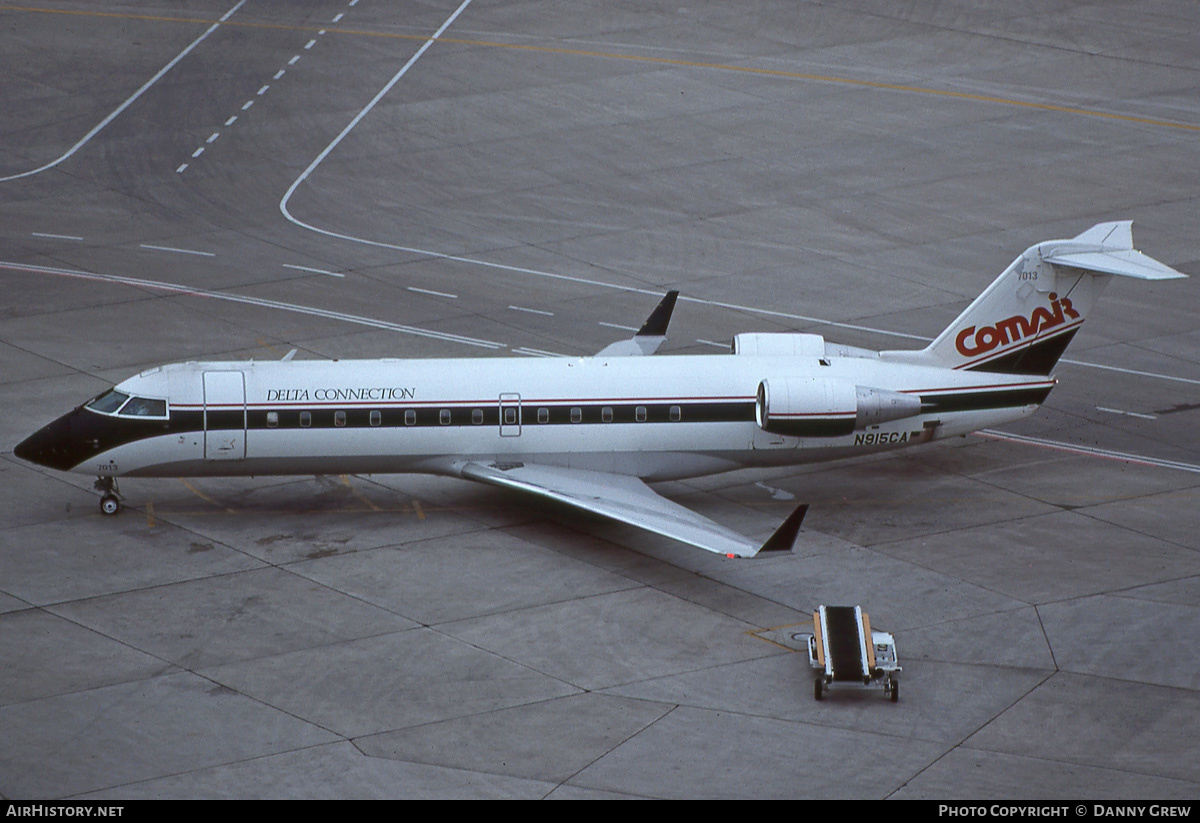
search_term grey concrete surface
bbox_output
[2,0,1199,799]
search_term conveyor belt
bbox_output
[824,606,866,682]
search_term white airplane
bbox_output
[14,222,1186,557]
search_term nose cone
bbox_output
[14,412,93,472]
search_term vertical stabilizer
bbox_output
[881,222,1186,375]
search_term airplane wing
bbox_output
[594,290,679,356]
[458,461,806,558]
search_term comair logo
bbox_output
[955,293,1080,358]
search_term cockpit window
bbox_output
[86,390,130,414]
[119,397,167,417]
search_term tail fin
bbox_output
[882,222,1186,374]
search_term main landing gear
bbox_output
[94,476,121,516]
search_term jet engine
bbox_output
[756,377,922,437]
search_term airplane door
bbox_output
[203,371,246,460]
[499,393,521,437]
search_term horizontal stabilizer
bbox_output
[1043,248,1187,280]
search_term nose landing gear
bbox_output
[94,476,121,516]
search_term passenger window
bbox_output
[635,406,647,422]
[570,407,582,423]
[472,409,484,425]
[267,412,279,428]
[404,410,416,426]
[334,411,346,427]
[670,405,681,422]
[602,407,613,423]
[504,408,518,425]
[439,409,451,425]
[86,390,130,414]
[538,408,549,424]
[370,410,381,427]
[300,411,311,428]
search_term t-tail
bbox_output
[883,222,1186,375]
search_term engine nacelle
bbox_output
[756,378,922,437]
[732,333,826,357]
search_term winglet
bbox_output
[758,504,809,553]
[595,290,681,357]
[637,290,679,336]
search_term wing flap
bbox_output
[459,461,802,557]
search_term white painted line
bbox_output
[512,347,568,358]
[979,430,1200,474]
[280,0,475,226]
[319,30,327,35]
[1061,359,1200,387]
[274,69,286,80]
[0,0,246,182]
[224,115,237,126]
[0,260,504,350]
[1096,406,1157,420]
[257,85,270,96]
[599,321,639,332]
[206,132,219,143]
[31,232,83,241]
[305,39,317,49]
[696,338,729,348]
[349,0,359,6]
[408,286,458,299]
[289,55,301,65]
[241,100,254,111]
[333,13,344,22]
[176,164,188,174]
[283,263,344,278]
[508,305,554,316]
[191,147,205,158]
[140,243,215,258]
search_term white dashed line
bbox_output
[696,338,729,348]
[0,260,503,350]
[305,39,316,49]
[191,147,205,158]
[257,85,270,96]
[0,0,246,182]
[224,115,237,126]
[176,164,188,173]
[31,232,84,241]
[242,100,254,110]
[599,321,638,332]
[407,286,458,299]
[508,305,554,316]
[1096,406,1158,420]
[332,13,344,22]
[274,69,286,80]
[289,55,301,65]
[140,243,215,257]
[283,263,345,278]
[206,133,219,143]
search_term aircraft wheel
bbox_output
[890,680,899,703]
[814,678,823,701]
[100,494,120,516]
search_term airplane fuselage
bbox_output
[17,351,1052,483]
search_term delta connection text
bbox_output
[938,808,1191,818]
[265,386,416,402]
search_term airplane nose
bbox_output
[14,412,92,471]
